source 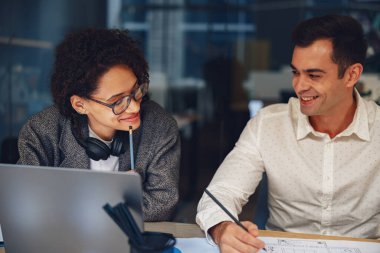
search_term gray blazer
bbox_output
[17,100,180,221]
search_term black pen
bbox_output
[204,189,267,252]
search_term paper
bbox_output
[175,238,218,253]
[262,237,380,253]
[175,237,380,253]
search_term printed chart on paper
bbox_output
[175,236,380,253]
[264,238,361,253]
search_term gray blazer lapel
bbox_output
[59,118,90,169]
[119,155,128,171]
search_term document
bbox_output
[262,237,380,253]
[175,237,380,253]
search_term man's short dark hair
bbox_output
[292,14,368,78]
[51,29,149,117]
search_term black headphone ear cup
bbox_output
[85,137,111,161]
[110,131,128,156]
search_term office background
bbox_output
[1,0,380,222]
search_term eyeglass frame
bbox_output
[87,82,149,115]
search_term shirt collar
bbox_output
[294,89,370,141]
[295,104,313,140]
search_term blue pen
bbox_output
[129,126,135,170]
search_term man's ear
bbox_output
[70,95,87,115]
[344,63,363,88]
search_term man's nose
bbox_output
[293,74,309,92]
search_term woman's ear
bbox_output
[70,95,87,115]
[344,63,363,88]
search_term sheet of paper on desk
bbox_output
[175,238,218,253]
[175,237,380,253]
[262,237,379,253]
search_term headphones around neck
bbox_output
[74,129,129,161]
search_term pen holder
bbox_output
[129,231,176,253]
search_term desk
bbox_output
[0,222,377,253]
[145,222,380,243]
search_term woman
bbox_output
[17,29,180,221]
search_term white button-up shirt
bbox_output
[196,91,380,239]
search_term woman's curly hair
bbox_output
[51,28,149,117]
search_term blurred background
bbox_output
[1,0,380,222]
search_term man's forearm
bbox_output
[209,221,232,244]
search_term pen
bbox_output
[204,189,267,252]
[129,126,135,170]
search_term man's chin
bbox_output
[300,107,316,117]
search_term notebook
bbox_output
[0,163,144,253]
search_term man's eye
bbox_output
[292,71,299,76]
[309,74,320,79]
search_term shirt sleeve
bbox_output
[195,114,266,238]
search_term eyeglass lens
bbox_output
[113,83,147,115]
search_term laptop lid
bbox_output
[0,163,143,253]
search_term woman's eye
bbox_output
[114,98,124,106]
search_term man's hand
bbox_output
[209,221,265,253]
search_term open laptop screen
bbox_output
[0,163,143,253]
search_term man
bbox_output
[196,14,380,253]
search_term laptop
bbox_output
[0,163,144,253]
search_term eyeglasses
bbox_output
[88,82,149,115]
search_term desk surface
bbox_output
[145,222,380,243]
[0,222,377,253]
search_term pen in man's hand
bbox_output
[205,189,247,231]
[204,189,267,252]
